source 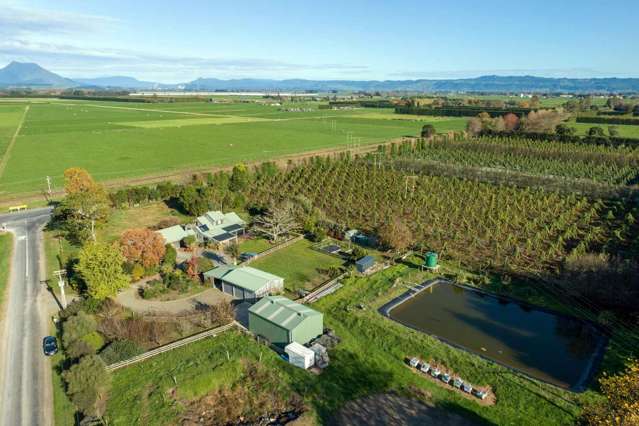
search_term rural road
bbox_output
[0,207,54,426]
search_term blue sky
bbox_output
[1,0,637,82]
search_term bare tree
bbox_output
[253,203,298,242]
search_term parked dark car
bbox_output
[239,252,258,262]
[43,336,58,356]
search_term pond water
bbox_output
[386,281,606,390]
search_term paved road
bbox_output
[0,207,53,426]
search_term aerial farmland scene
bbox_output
[0,1,638,426]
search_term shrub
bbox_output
[131,263,145,281]
[197,256,215,272]
[163,244,177,266]
[99,340,144,364]
[62,355,111,417]
[141,280,169,299]
[63,311,97,348]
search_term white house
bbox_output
[194,211,246,244]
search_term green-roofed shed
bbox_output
[203,266,284,301]
[249,296,323,346]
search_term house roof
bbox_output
[249,296,322,331]
[157,225,194,244]
[196,211,245,240]
[203,266,283,292]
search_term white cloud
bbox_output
[0,5,118,36]
[0,5,369,81]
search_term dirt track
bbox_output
[329,393,484,426]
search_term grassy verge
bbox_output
[43,230,78,296]
[0,232,13,308]
[250,239,344,293]
[50,325,77,426]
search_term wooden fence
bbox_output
[106,322,236,371]
[241,234,304,265]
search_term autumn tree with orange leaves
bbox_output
[119,228,166,268]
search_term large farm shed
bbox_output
[203,266,283,301]
[248,296,323,346]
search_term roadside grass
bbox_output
[0,232,12,307]
[50,343,76,426]
[43,230,77,296]
[98,202,190,242]
[237,236,271,254]
[250,239,344,294]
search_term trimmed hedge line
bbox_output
[576,116,639,126]
[481,130,639,147]
[395,106,535,118]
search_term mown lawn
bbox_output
[237,236,272,254]
[250,239,344,294]
[0,232,13,307]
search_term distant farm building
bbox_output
[194,211,245,244]
[355,255,375,273]
[156,225,195,247]
[204,266,283,301]
[249,296,323,346]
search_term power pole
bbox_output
[53,269,67,309]
[46,176,52,195]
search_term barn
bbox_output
[203,265,283,301]
[248,296,323,346]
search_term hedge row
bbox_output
[328,100,395,108]
[576,116,639,126]
[482,130,639,147]
[58,95,152,103]
[395,106,535,118]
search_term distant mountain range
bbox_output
[2,61,639,93]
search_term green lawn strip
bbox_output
[0,233,12,308]
[569,121,639,138]
[250,239,344,293]
[237,237,272,254]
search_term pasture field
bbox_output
[0,100,462,196]
[570,120,639,138]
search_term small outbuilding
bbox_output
[355,255,375,273]
[203,266,283,301]
[157,225,195,247]
[285,342,315,369]
[249,296,323,346]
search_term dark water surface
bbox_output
[388,282,605,389]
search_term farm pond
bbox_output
[382,280,606,390]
